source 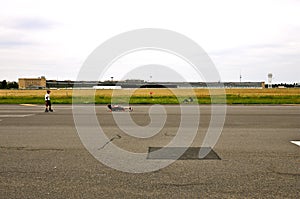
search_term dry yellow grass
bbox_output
[224,88,300,96]
[0,88,299,97]
[0,89,72,97]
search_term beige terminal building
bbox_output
[18,76,46,89]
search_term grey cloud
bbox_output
[0,17,57,48]
[208,29,300,83]
[0,17,58,31]
[0,33,36,48]
[210,43,289,57]
[0,41,34,47]
[12,17,56,30]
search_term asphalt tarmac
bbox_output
[0,104,299,198]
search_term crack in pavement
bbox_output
[98,134,122,150]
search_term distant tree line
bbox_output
[0,80,18,89]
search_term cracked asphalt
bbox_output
[0,104,299,198]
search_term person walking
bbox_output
[45,90,53,112]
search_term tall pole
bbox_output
[239,69,242,83]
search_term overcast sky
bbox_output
[0,0,299,83]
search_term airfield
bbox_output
[0,104,299,198]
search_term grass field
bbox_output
[0,88,299,104]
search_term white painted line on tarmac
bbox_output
[20,104,38,107]
[0,114,34,118]
[290,141,300,147]
[0,111,42,113]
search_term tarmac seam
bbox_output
[271,170,300,177]
[0,146,64,151]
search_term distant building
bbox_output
[18,76,46,89]
[124,79,145,83]
[17,76,267,89]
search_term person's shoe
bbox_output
[49,109,53,112]
[45,109,49,112]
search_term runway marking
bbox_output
[20,104,38,107]
[0,111,42,113]
[290,141,300,147]
[0,114,34,118]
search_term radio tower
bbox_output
[268,73,273,88]
[239,72,242,83]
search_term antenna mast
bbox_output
[268,73,273,88]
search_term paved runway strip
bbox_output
[0,104,299,198]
